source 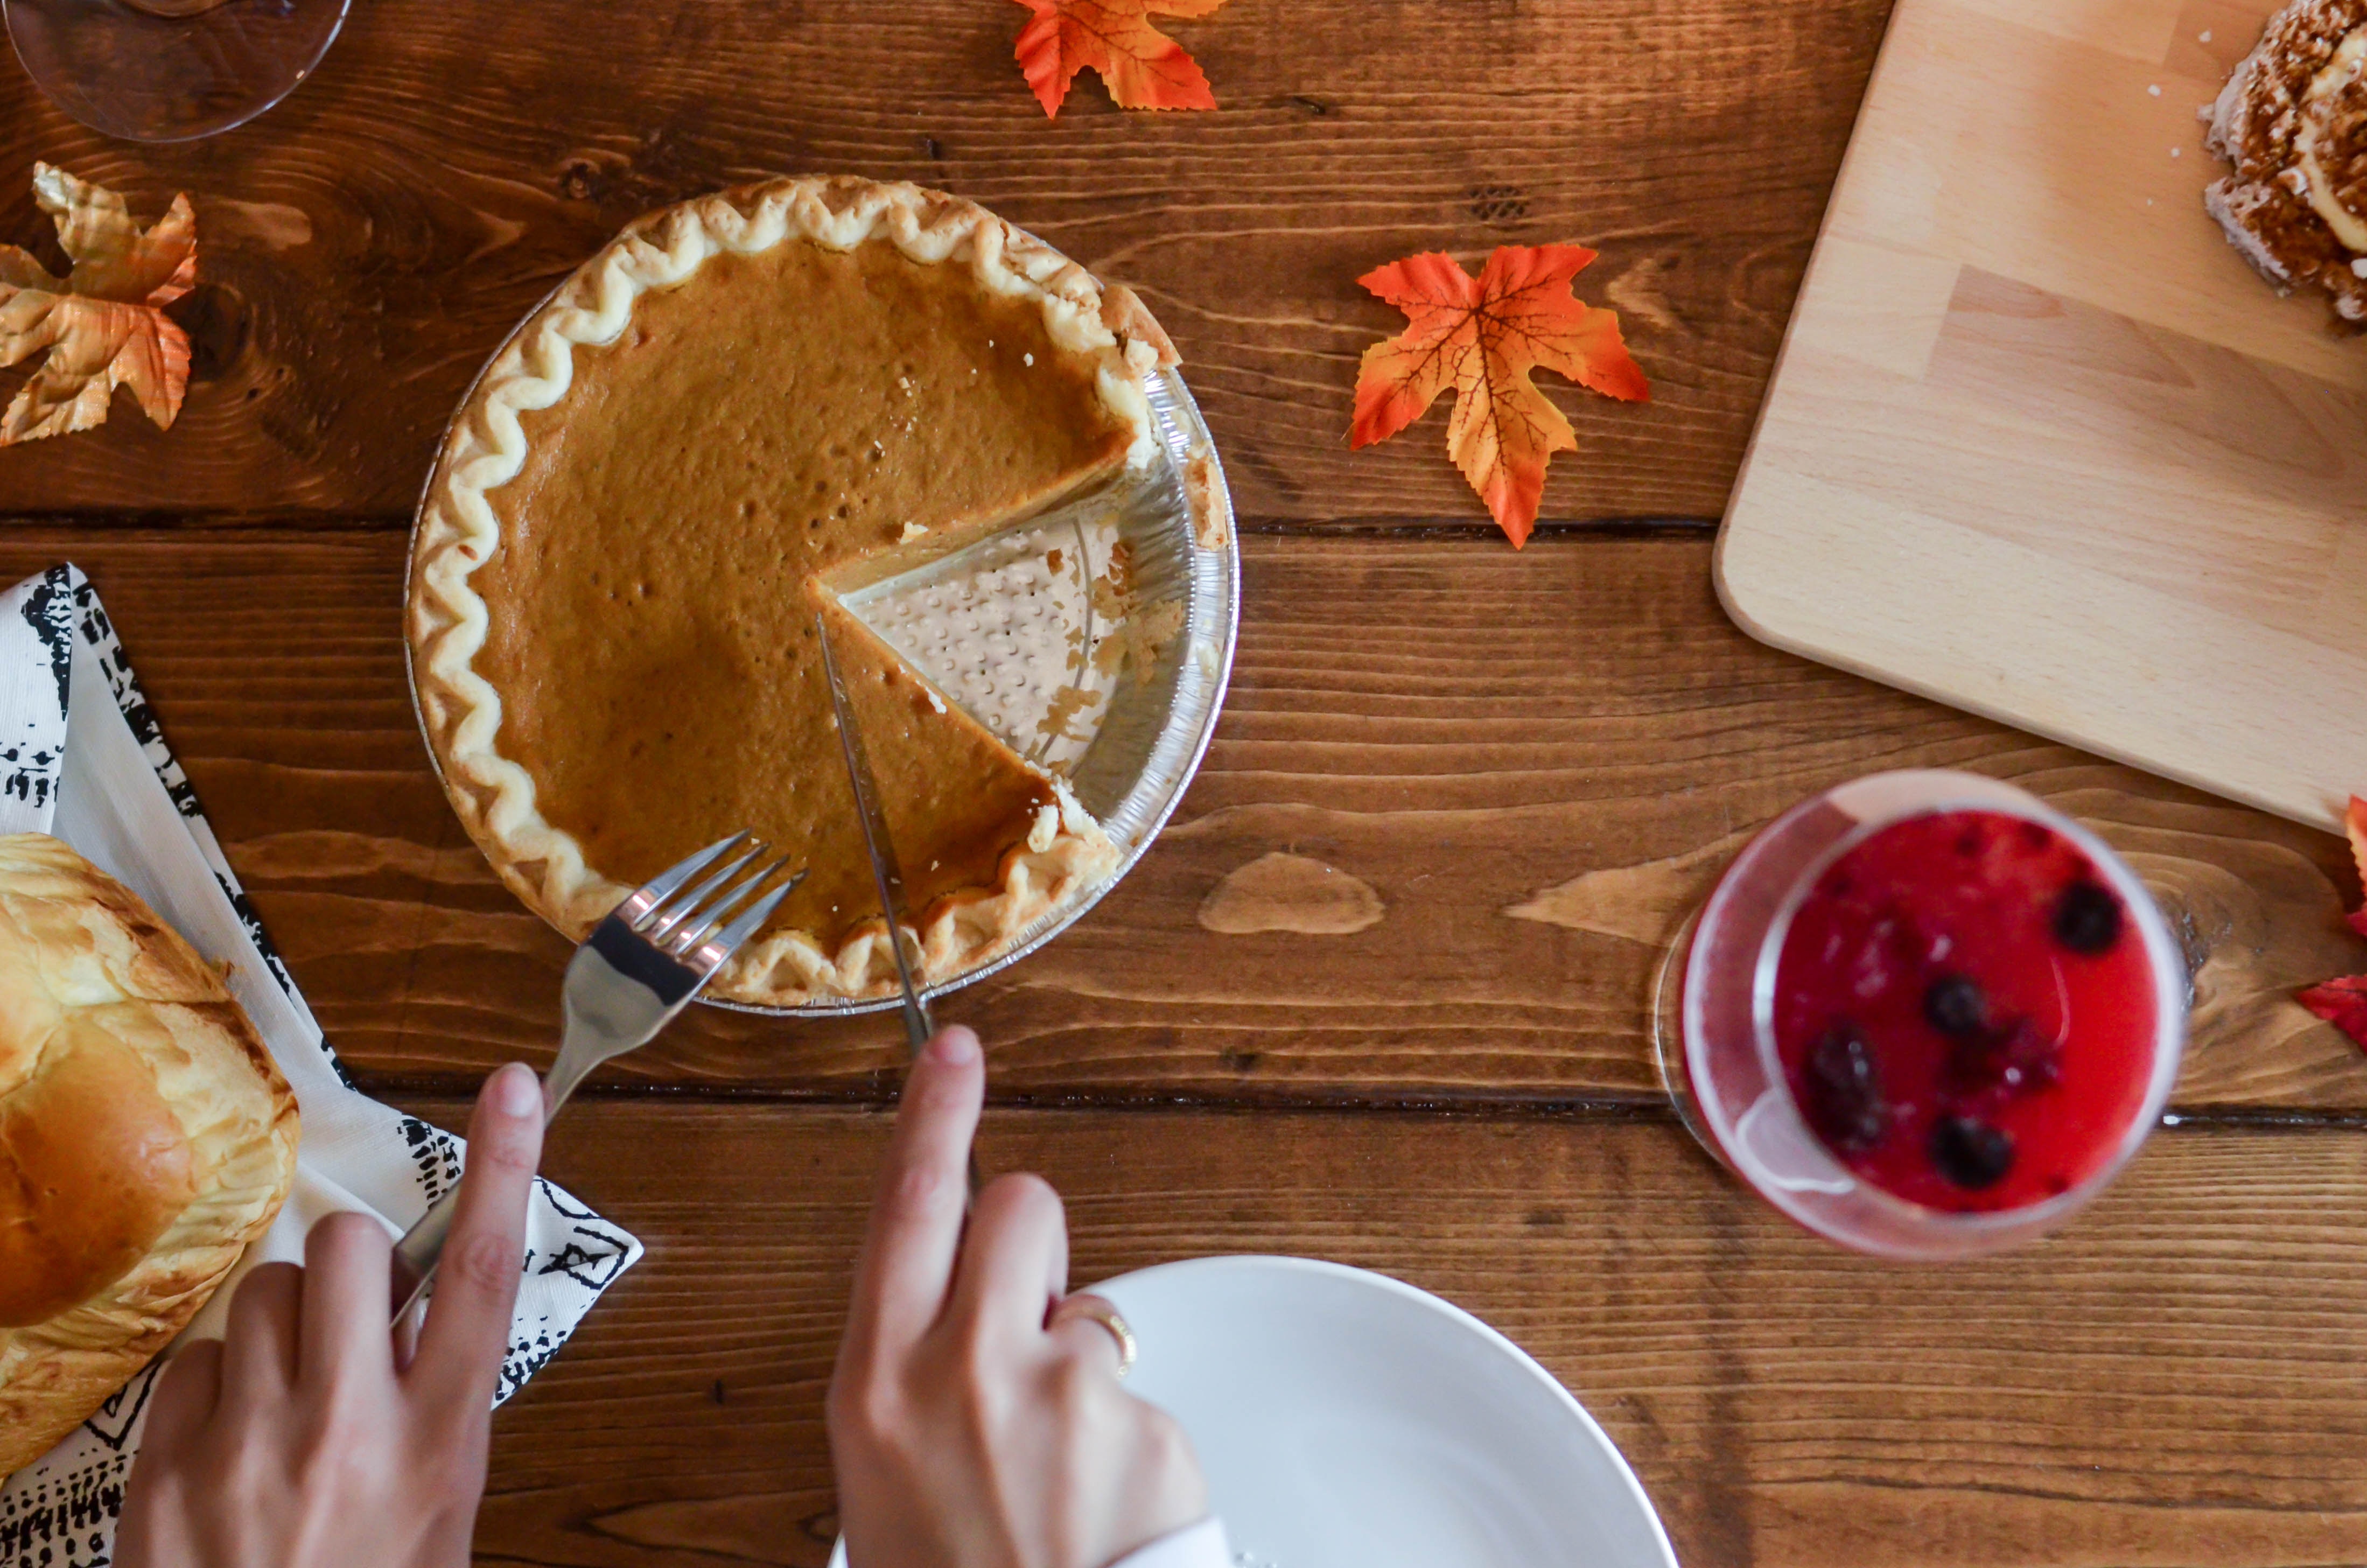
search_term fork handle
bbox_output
[388,1178,464,1326]
[388,1186,459,1325]
[387,1061,589,1327]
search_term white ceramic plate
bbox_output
[830,1256,1676,1568]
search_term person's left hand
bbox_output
[116,1061,546,1568]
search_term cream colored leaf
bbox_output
[34,162,197,305]
[0,166,194,445]
[0,246,62,292]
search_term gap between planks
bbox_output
[355,1074,2367,1134]
[0,512,1720,540]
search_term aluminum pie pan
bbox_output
[405,283,1240,1020]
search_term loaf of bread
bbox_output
[0,832,298,1476]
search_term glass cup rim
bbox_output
[1715,773,2188,1239]
[3,0,352,144]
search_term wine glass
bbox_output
[5,0,347,143]
[1649,770,2188,1259]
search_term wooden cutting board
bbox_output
[1717,0,2367,832]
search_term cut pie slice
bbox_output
[408,177,1178,1004]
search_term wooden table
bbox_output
[8,1,2367,1562]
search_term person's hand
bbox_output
[829,1026,1207,1568]
[117,1062,547,1568]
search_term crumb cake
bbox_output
[2207,0,2367,321]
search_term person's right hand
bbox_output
[828,1025,1208,1568]
[116,1061,547,1568]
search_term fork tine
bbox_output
[662,856,796,956]
[704,860,804,930]
[694,870,805,966]
[642,844,766,941]
[634,831,749,916]
[666,858,803,956]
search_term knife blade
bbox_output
[814,612,936,1053]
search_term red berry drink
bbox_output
[1775,810,2158,1213]
[1658,771,2185,1259]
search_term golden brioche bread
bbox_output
[0,832,298,1475]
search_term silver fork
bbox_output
[388,831,804,1325]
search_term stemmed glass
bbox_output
[5,0,347,142]
[1649,770,2189,1260]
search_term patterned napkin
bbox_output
[0,565,643,1568]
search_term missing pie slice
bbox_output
[408,177,1180,1004]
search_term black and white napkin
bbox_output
[0,565,643,1568]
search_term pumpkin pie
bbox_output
[408,177,1179,1004]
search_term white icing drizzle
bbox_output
[2295,26,2367,252]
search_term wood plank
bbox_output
[18,526,2364,1110]
[431,1095,2367,1567]
[0,0,1893,524]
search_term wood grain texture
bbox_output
[22,525,2364,1110]
[9,0,2364,1560]
[445,1096,2367,1567]
[1717,0,2367,830]
[0,0,1892,525]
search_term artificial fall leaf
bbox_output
[2300,975,2367,1052]
[2344,794,2367,939]
[1011,0,1225,117]
[0,162,195,445]
[2296,794,2367,1052]
[1350,244,1648,549]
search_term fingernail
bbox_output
[491,1062,541,1118]
[927,1026,980,1066]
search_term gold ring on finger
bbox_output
[1049,1294,1137,1380]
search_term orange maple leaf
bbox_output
[2297,794,2367,1052]
[2344,794,2367,938]
[1011,0,1227,117]
[2301,974,2367,1049]
[1350,244,1648,549]
[0,163,194,446]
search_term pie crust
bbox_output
[408,177,1175,1004]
